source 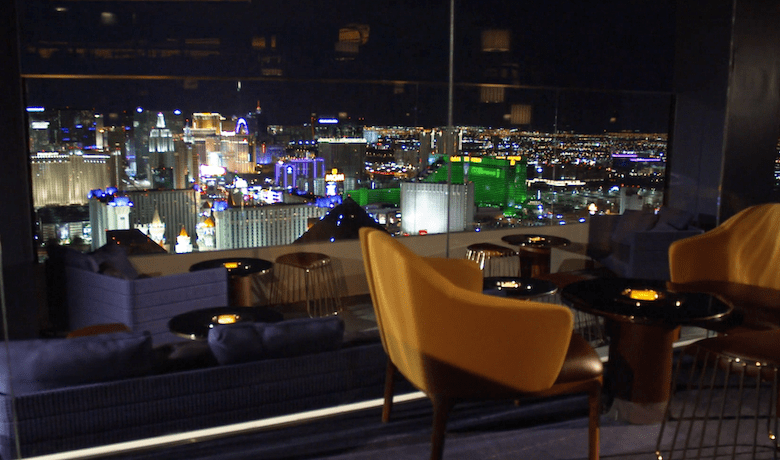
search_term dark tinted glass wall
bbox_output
[19,0,676,130]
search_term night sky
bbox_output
[18,0,677,131]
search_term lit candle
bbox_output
[214,314,240,324]
[624,289,663,301]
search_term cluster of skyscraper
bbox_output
[28,102,677,255]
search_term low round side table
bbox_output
[500,234,571,278]
[482,276,558,301]
[168,306,284,341]
[190,257,273,307]
[561,277,733,424]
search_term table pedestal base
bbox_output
[606,321,679,424]
[518,246,551,278]
[607,398,667,425]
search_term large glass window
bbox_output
[20,1,677,254]
[8,1,682,457]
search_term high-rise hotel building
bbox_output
[29,109,117,207]
[400,182,475,235]
[221,118,255,174]
[189,112,224,172]
[188,113,255,176]
[126,189,201,251]
[317,138,367,190]
[32,152,114,207]
[88,189,200,250]
[215,204,327,249]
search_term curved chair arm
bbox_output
[424,257,483,293]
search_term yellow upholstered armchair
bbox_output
[669,203,780,288]
[668,203,780,331]
[656,204,780,457]
[359,228,603,460]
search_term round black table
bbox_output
[500,234,571,278]
[561,277,733,424]
[190,258,273,307]
[482,276,558,299]
[168,306,284,340]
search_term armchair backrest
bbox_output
[669,203,780,289]
[360,227,575,395]
[359,229,484,354]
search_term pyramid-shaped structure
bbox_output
[294,196,387,243]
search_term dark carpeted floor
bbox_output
[104,370,779,460]
[105,393,667,460]
[93,301,778,460]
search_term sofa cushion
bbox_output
[0,332,153,396]
[208,317,345,365]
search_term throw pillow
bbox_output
[610,210,659,245]
[649,222,678,232]
[207,323,266,365]
[92,243,139,280]
[153,340,218,373]
[59,246,100,272]
[208,316,345,365]
[0,332,153,396]
[262,316,345,359]
[655,207,694,230]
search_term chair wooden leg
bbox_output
[382,359,396,423]
[430,394,454,460]
[588,381,602,460]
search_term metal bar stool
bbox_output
[465,242,518,278]
[271,252,343,317]
[656,329,780,460]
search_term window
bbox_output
[5,1,683,457]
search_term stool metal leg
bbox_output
[273,253,343,318]
[657,345,780,460]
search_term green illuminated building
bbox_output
[425,156,527,215]
[345,156,527,216]
[344,187,401,207]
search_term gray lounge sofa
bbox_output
[586,207,703,280]
[46,242,229,343]
[0,318,393,459]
